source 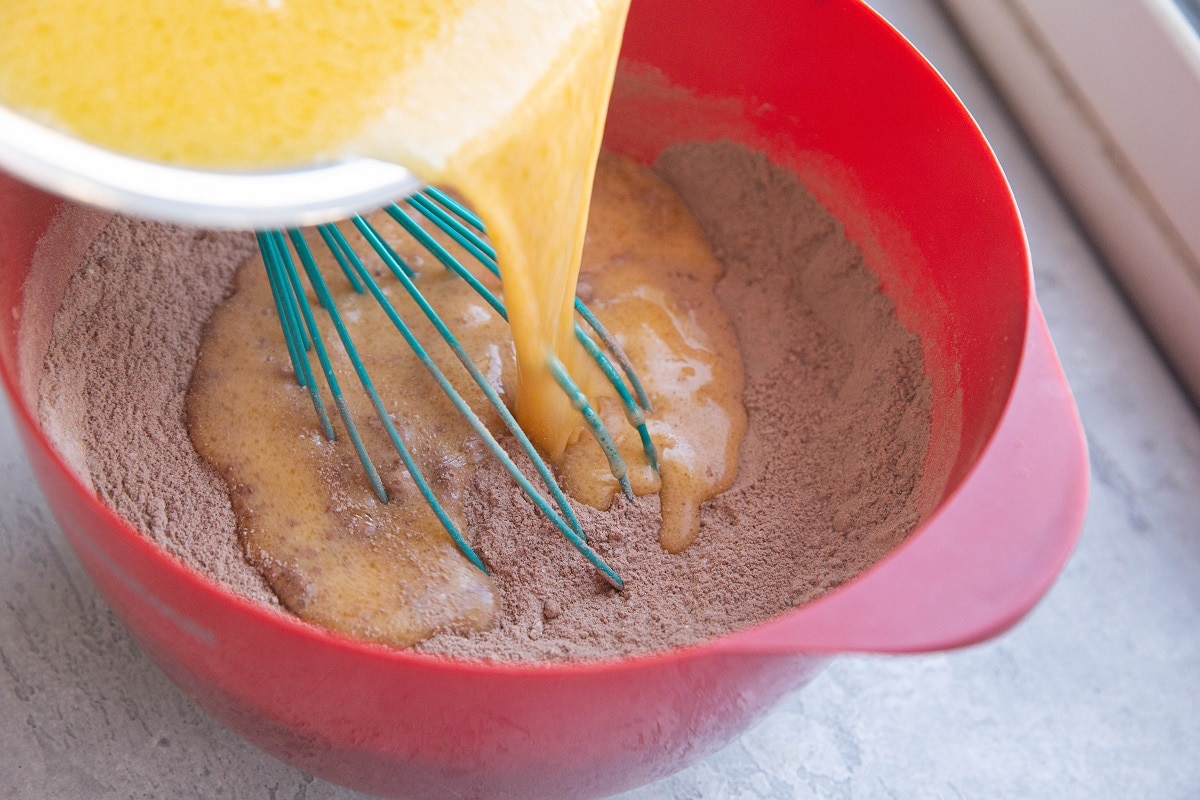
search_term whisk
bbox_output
[254,188,660,590]
[0,110,654,587]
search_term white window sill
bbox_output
[939,0,1200,405]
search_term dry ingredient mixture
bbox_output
[35,141,933,661]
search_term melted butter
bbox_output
[186,154,745,643]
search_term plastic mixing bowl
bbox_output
[0,1,1087,798]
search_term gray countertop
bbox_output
[2,1,1198,798]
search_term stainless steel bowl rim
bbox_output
[0,104,422,229]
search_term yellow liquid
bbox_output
[0,0,627,452]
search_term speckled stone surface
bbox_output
[2,2,1199,798]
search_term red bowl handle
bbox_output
[719,298,1087,654]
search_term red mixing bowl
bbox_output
[0,1,1087,798]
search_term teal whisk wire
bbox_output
[252,191,660,589]
[280,229,488,575]
[382,203,638,497]
[335,219,620,588]
[402,195,659,475]
[403,193,658,474]
[257,232,325,428]
[334,219,589,541]
[261,231,388,505]
[414,189,654,414]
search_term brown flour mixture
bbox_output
[35,141,932,660]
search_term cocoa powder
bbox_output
[34,141,932,660]
[34,218,278,606]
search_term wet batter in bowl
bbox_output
[35,140,936,660]
[185,152,746,646]
[7,2,933,654]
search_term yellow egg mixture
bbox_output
[0,1,748,644]
[188,154,744,643]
